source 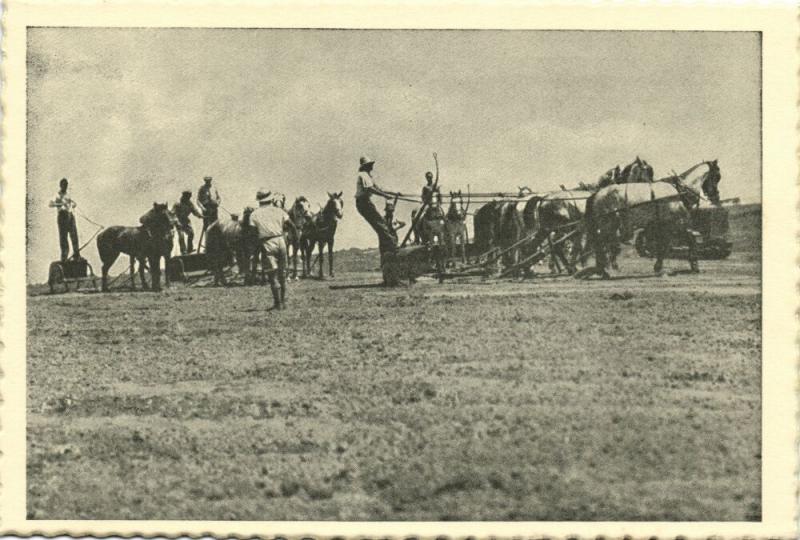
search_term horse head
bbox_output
[293,196,312,220]
[619,157,654,184]
[447,191,467,221]
[272,192,286,209]
[325,191,344,220]
[141,202,175,246]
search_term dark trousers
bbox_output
[177,221,195,254]
[57,211,80,261]
[356,196,397,254]
[202,206,218,232]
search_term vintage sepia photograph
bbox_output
[23,27,765,522]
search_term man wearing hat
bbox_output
[355,156,397,255]
[197,175,221,241]
[248,189,295,310]
[48,177,80,261]
[172,190,204,254]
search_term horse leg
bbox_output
[99,250,118,292]
[129,256,137,290]
[653,228,666,275]
[163,254,171,288]
[328,240,335,278]
[150,255,162,292]
[318,241,324,279]
[138,257,149,290]
[686,228,700,273]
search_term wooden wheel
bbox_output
[48,262,66,294]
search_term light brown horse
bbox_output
[285,196,312,279]
[444,191,469,264]
[301,192,344,279]
[528,190,590,274]
[584,160,722,278]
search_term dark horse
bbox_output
[583,160,722,278]
[97,203,175,292]
[204,208,257,286]
[286,196,312,279]
[301,192,344,279]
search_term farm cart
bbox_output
[47,257,99,293]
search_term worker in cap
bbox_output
[355,156,397,256]
[172,189,203,254]
[49,177,81,261]
[197,175,221,248]
[249,188,294,310]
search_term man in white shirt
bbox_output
[355,156,397,255]
[249,189,295,310]
[48,177,80,261]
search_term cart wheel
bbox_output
[48,262,65,294]
[167,258,186,282]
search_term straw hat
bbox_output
[256,188,272,202]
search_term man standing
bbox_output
[421,171,439,207]
[49,177,80,261]
[248,189,294,310]
[172,190,203,254]
[355,156,397,255]
[197,175,221,242]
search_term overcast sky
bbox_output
[26,29,760,282]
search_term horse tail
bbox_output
[96,227,118,264]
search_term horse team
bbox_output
[471,157,722,278]
[96,192,346,292]
[94,156,722,292]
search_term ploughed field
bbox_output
[27,205,761,521]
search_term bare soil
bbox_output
[27,246,761,521]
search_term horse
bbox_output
[597,156,654,189]
[285,196,312,279]
[301,191,344,279]
[584,160,722,278]
[444,191,469,264]
[529,190,590,275]
[97,202,175,292]
[204,208,257,286]
[411,192,447,247]
[472,201,501,257]
[471,194,531,269]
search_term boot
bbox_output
[270,285,281,310]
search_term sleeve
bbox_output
[48,194,61,208]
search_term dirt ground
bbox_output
[27,245,761,521]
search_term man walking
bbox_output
[248,189,294,310]
[49,177,80,261]
[172,190,203,254]
[197,175,221,244]
[355,156,397,255]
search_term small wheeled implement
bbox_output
[635,204,733,260]
[166,252,212,283]
[47,256,99,294]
